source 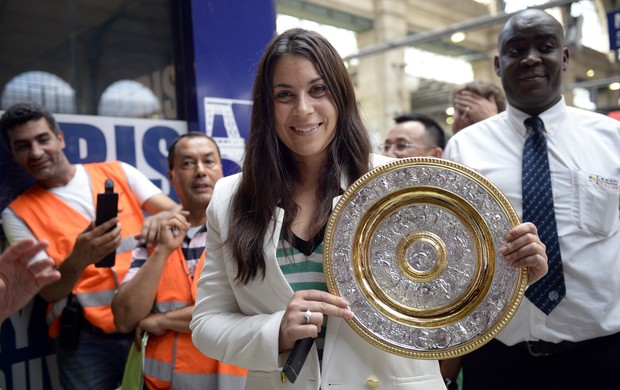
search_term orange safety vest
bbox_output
[9,161,144,336]
[143,247,247,389]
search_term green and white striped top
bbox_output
[277,228,328,362]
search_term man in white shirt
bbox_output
[444,9,620,390]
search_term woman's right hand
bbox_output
[278,290,353,352]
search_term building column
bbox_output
[356,0,408,139]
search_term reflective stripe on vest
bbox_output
[153,301,188,313]
[144,333,247,390]
[144,355,174,384]
[46,296,66,325]
[143,248,246,389]
[144,356,247,390]
[47,287,118,324]
[10,161,144,336]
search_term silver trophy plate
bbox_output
[324,157,527,359]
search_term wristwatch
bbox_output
[443,377,458,390]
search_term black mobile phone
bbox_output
[94,179,118,268]
[282,338,314,383]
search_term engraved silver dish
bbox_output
[324,157,527,359]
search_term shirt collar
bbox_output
[185,224,207,242]
[506,96,567,137]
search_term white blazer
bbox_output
[190,155,445,389]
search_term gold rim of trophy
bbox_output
[324,157,528,360]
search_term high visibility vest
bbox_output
[143,247,247,390]
[9,161,144,336]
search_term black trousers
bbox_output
[462,332,620,390]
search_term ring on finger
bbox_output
[304,309,312,324]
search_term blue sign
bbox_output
[190,0,276,173]
[608,9,620,51]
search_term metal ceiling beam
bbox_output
[277,0,373,32]
[563,76,620,90]
[343,0,579,61]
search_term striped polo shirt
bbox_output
[123,225,206,284]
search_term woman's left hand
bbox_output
[500,222,548,284]
[279,290,352,353]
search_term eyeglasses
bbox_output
[380,143,434,153]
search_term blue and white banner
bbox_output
[57,114,186,199]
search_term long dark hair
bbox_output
[229,28,372,284]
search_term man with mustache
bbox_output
[0,102,178,389]
[112,133,247,389]
[444,9,620,390]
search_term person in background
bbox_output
[382,112,455,388]
[112,133,247,389]
[0,102,178,390]
[444,80,506,390]
[451,80,506,134]
[0,239,61,324]
[382,113,446,158]
[189,28,548,390]
[444,9,620,389]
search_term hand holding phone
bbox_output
[94,179,119,268]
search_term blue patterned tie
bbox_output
[522,117,565,314]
